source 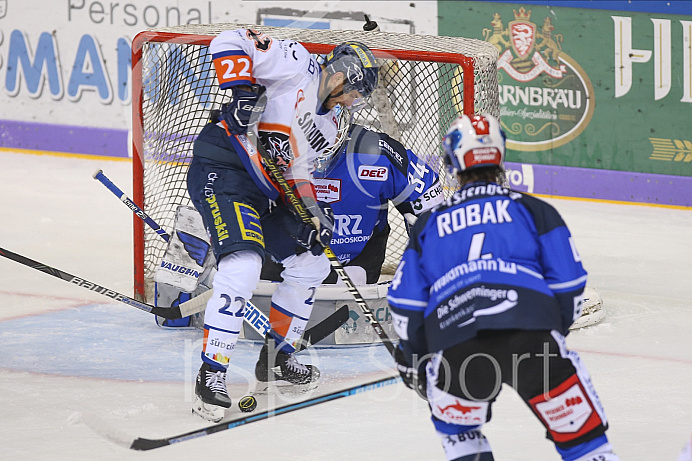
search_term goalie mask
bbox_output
[324,41,379,109]
[442,114,506,177]
[314,104,352,173]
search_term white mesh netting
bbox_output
[133,24,499,301]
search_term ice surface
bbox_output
[1,151,691,460]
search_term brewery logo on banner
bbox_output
[481,7,594,152]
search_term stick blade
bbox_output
[298,304,350,351]
[130,437,171,451]
[150,305,184,320]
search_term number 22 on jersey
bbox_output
[213,51,255,87]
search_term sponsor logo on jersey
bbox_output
[437,287,519,330]
[432,397,489,425]
[431,258,518,293]
[234,202,264,246]
[530,374,601,442]
[297,111,331,153]
[203,329,232,365]
[314,178,341,203]
[205,350,231,365]
[209,338,235,351]
[358,165,388,181]
[333,214,364,237]
[416,182,444,213]
[378,139,404,167]
[336,253,351,263]
[244,302,270,336]
[331,235,370,245]
[295,89,305,110]
[205,194,230,243]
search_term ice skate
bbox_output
[255,337,320,385]
[192,362,232,422]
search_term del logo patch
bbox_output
[358,165,388,181]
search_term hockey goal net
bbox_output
[131,23,500,302]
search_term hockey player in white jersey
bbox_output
[388,114,620,460]
[261,123,444,285]
[186,28,379,421]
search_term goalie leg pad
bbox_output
[268,252,330,352]
[154,284,194,328]
[201,251,262,368]
[155,206,212,293]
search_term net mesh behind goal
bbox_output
[132,24,499,302]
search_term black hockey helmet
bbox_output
[324,41,379,99]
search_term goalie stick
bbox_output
[0,245,348,351]
[91,169,349,350]
[81,374,400,450]
[229,132,397,356]
[92,169,171,242]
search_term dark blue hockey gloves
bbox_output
[394,345,428,400]
[220,84,267,135]
[294,201,334,256]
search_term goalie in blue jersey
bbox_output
[388,114,620,461]
[261,122,444,285]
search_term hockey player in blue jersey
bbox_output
[186,28,379,422]
[388,114,620,461]
[261,123,444,285]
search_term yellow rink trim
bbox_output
[0,146,131,162]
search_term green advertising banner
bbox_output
[439,1,692,177]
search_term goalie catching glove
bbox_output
[220,84,267,135]
[394,345,428,400]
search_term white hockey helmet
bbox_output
[442,113,506,177]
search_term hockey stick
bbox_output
[93,374,399,450]
[92,169,170,242]
[0,245,348,351]
[92,169,205,318]
[0,246,181,319]
[92,169,349,349]
[231,132,396,356]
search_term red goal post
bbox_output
[131,24,500,302]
